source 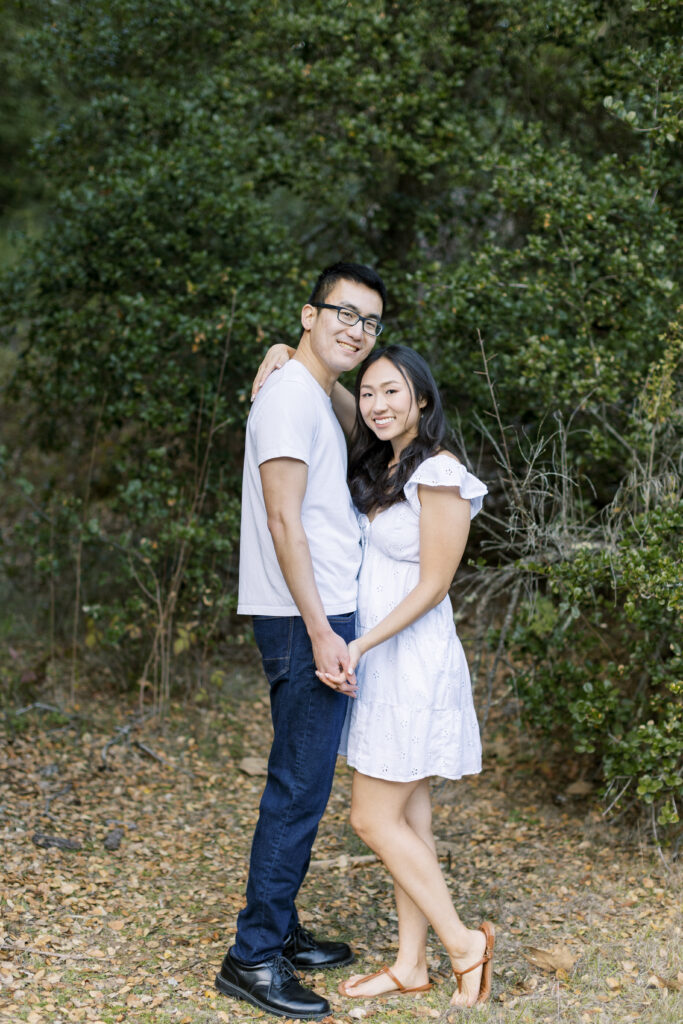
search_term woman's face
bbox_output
[358,357,425,454]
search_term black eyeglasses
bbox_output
[312,303,384,337]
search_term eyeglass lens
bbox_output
[338,307,382,336]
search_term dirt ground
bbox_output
[1,650,681,1024]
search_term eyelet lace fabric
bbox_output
[338,454,487,782]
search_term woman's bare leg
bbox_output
[343,780,432,996]
[392,780,433,977]
[342,772,486,1006]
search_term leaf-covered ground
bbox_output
[1,650,681,1024]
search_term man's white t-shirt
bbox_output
[237,360,361,616]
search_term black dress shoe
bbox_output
[283,924,354,970]
[215,948,330,1020]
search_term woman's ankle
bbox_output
[393,956,429,981]
[448,926,485,967]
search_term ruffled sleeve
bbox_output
[404,453,488,520]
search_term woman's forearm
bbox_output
[357,578,451,657]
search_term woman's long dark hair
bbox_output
[348,345,450,514]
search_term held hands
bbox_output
[315,639,362,695]
[251,343,295,400]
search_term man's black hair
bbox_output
[308,262,387,313]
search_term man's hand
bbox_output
[311,630,358,697]
[315,638,361,695]
[251,343,295,400]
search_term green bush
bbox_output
[503,323,683,830]
[511,501,682,827]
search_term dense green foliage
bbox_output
[0,1,48,265]
[0,1,681,828]
[509,395,682,826]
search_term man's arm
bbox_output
[331,382,356,436]
[259,456,357,695]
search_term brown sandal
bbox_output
[339,965,432,999]
[451,921,495,1006]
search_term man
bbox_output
[215,262,387,1019]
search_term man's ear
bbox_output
[301,303,316,331]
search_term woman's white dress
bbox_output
[338,453,487,782]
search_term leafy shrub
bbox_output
[501,322,683,831]
[512,500,682,828]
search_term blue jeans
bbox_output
[233,611,355,964]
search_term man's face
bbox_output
[301,279,383,378]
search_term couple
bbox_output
[215,263,494,1020]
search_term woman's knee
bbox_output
[349,804,373,843]
[351,801,391,850]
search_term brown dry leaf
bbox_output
[566,780,594,797]
[605,977,622,990]
[108,919,125,931]
[238,755,268,776]
[524,945,578,973]
[646,973,683,991]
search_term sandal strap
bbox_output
[453,932,493,983]
[342,965,407,995]
[381,966,406,992]
[453,951,489,981]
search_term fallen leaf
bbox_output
[646,973,683,991]
[238,755,268,776]
[566,780,594,796]
[524,945,578,973]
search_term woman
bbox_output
[252,344,494,1008]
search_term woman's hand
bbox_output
[251,343,295,400]
[347,639,362,674]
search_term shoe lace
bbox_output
[292,925,315,946]
[272,954,300,983]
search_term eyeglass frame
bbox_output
[311,302,384,337]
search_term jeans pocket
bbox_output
[327,610,356,642]
[252,616,292,684]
